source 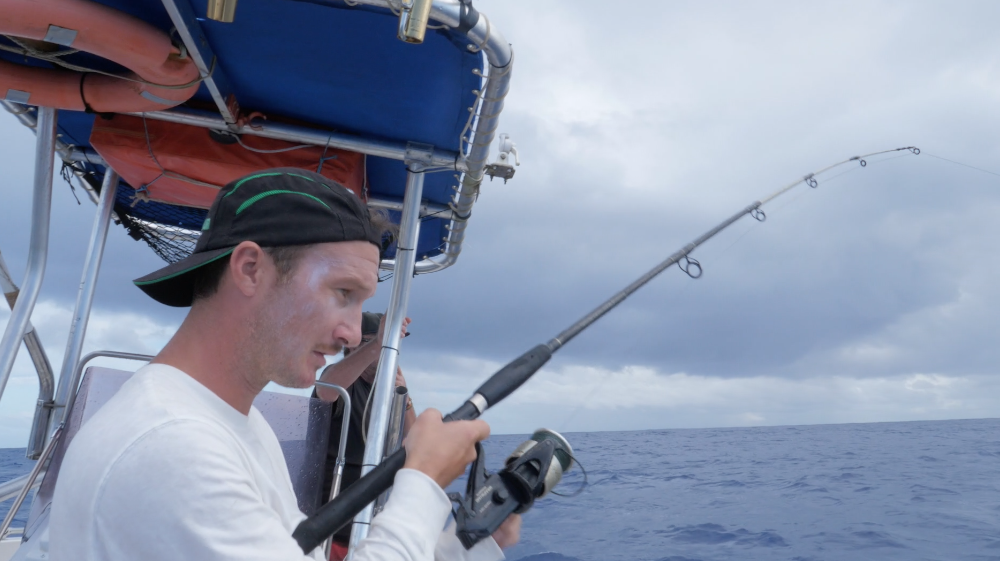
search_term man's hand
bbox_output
[491,514,522,549]
[376,315,410,345]
[403,408,489,488]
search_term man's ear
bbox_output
[227,241,270,298]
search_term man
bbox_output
[49,169,515,561]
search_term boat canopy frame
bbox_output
[0,0,515,556]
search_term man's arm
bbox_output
[316,316,410,402]
[395,367,417,434]
[316,338,381,400]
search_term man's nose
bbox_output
[335,314,363,348]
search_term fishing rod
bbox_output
[292,145,921,553]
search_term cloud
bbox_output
[399,350,1000,434]
[0,301,178,447]
[2,0,1000,444]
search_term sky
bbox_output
[2,0,1000,447]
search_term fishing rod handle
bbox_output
[464,344,553,412]
[292,449,404,552]
[292,398,491,553]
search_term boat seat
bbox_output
[20,366,332,543]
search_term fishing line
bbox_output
[922,153,1000,179]
[550,452,588,498]
[556,148,921,429]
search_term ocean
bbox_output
[3,417,999,560]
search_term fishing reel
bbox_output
[449,429,574,549]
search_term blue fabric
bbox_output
[0,0,483,260]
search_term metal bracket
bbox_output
[160,0,239,125]
[404,141,436,171]
[484,163,515,183]
[485,133,518,183]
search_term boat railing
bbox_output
[0,252,54,461]
[0,351,152,540]
[0,426,61,541]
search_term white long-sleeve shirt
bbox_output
[49,364,502,561]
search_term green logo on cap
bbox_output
[235,190,331,215]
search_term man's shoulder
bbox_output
[58,366,250,492]
[61,414,241,489]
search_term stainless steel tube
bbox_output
[139,107,464,171]
[0,472,44,505]
[0,251,56,460]
[342,2,514,275]
[367,198,452,221]
[346,0,512,67]
[49,172,121,431]
[384,386,408,457]
[347,169,424,556]
[415,57,512,275]
[1,102,102,204]
[374,385,408,512]
[53,351,153,428]
[314,381,352,559]
[0,107,56,407]
[0,425,61,540]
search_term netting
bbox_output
[112,186,205,263]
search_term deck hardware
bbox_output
[404,141,436,171]
[207,0,238,22]
[397,0,433,43]
[485,133,518,182]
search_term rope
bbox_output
[465,14,490,53]
[235,135,314,154]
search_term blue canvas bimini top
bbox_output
[0,0,487,263]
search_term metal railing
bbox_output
[0,107,55,423]
[314,381,351,559]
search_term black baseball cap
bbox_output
[133,168,382,307]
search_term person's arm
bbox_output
[316,316,410,402]
[316,337,380,401]
[395,367,417,434]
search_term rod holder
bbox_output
[374,386,408,512]
[397,0,433,44]
[206,0,237,22]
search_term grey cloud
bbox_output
[1,0,999,435]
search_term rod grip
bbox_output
[473,344,552,408]
[293,449,407,553]
[444,400,482,422]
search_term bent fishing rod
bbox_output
[293,145,921,553]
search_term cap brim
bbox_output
[133,246,235,307]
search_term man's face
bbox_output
[246,241,379,389]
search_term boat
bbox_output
[0,0,517,558]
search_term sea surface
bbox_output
[3,418,999,560]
